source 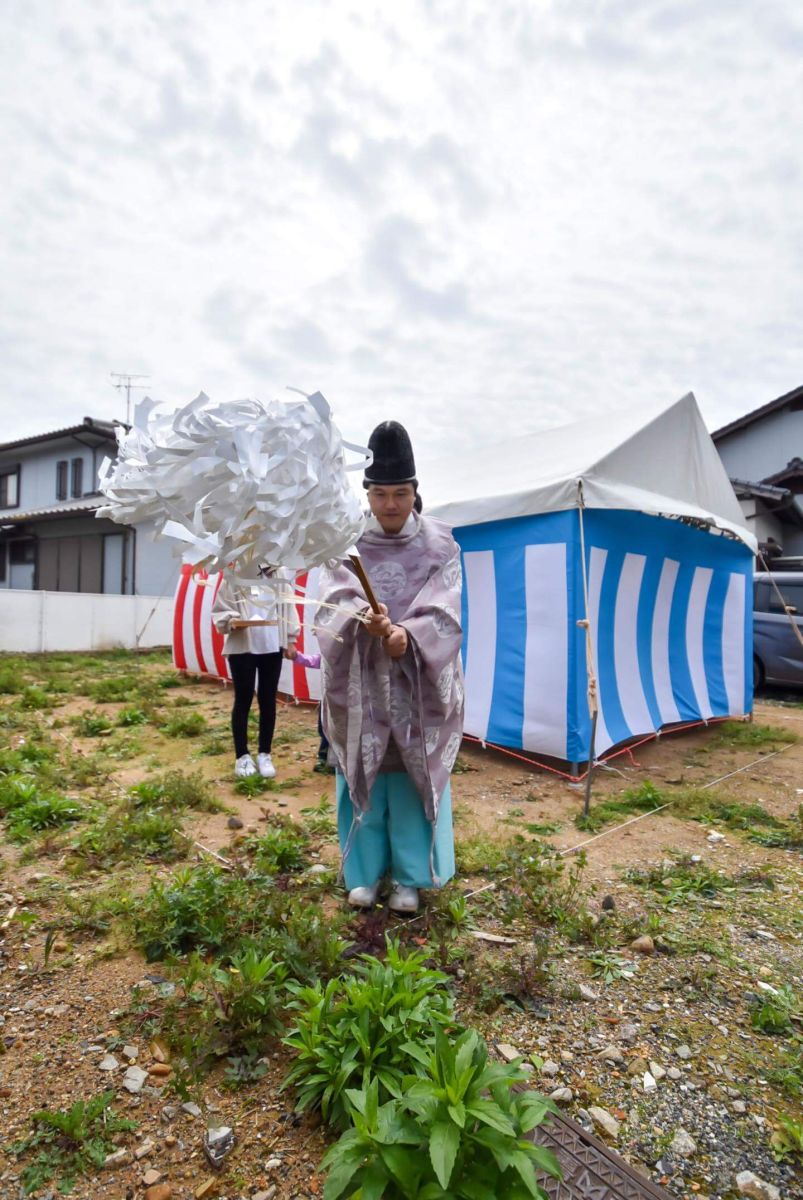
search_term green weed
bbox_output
[320,1029,560,1198]
[69,807,185,871]
[73,711,113,737]
[117,706,148,726]
[17,685,54,711]
[8,1091,135,1195]
[455,832,511,875]
[711,720,797,748]
[86,675,142,703]
[576,780,664,832]
[624,855,738,904]
[129,769,223,813]
[245,815,309,873]
[6,793,85,843]
[751,985,799,1036]
[132,863,348,979]
[0,665,23,694]
[282,939,455,1131]
[771,1115,803,1163]
[164,711,207,737]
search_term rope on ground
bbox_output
[404,738,797,921]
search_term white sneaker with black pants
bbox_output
[228,651,283,777]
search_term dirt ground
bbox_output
[0,653,801,1200]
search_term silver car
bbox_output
[753,570,803,688]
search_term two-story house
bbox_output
[0,417,179,595]
[712,383,803,558]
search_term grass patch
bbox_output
[6,793,85,843]
[163,711,207,738]
[72,711,113,737]
[116,706,148,726]
[129,769,224,813]
[86,674,144,703]
[455,832,511,875]
[70,808,185,871]
[17,685,54,711]
[0,664,24,694]
[624,854,772,904]
[576,780,664,832]
[751,985,800,1036]
[9,1091,136,1195]
[710,720,797,749]
[131,863,348,980]
[272,727,308,747]
[243,815,309,873]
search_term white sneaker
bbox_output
[235,754,257,778]
[257,753,276,779]
[389,884,419,914]
[348,883,380,909]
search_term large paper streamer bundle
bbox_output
[97,389,367,579]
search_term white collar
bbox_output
[365,511,417,535]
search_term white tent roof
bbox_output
[423,392,754,547]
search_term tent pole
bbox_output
[576,483,599,822]
[583,710,597,818]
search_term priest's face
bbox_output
[367,484,416,534]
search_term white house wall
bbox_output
[716,407,803,482]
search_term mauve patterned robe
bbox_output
[316,513,464,825]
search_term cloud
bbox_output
[0,0,802,455]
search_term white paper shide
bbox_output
[97,389,366,579]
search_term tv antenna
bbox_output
[111,372,149,426]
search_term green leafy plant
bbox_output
[70,806,185,870]
[0,665,23,694]
[586,950,636,985]
[132,863,348,979]
[320,1028,560,1199]
[117,706,148,726]
[770,1114,803,1163]
[300,796,338,838]
[6,793,85,843]
[712,720,797,748]
[624,855,736,904]
[751,985,799,1036]
[224,1051,269,1086]
[160,948,289,1072]
[87,674,142,703]
[765,1038,803,1097]
[8,1091,135,1195]
[17,685,54,711]
[128,769,222,813]
[164,711,207,737]
[425,889,472,968]
[575,780,665,833]
[73,710,113,737]
[246,815,309,873]
[282,939,455,1130]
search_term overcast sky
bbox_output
[2,0,802,461]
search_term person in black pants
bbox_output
[227,650,284,775]
[212,574,298,779]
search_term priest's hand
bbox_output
[384,625,409,658]
[365,603,392,638]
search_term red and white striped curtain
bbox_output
[172,566,321,702]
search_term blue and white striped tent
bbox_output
[427,394,755,764]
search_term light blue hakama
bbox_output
[336,772,455,890]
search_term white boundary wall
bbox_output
[0,590,173,653]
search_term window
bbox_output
[9,540,35,565]
[71,457,83,498]
[0,544,6,584]
[767,582,803,615]
[0,465,19,508]
[56,460,68,501]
